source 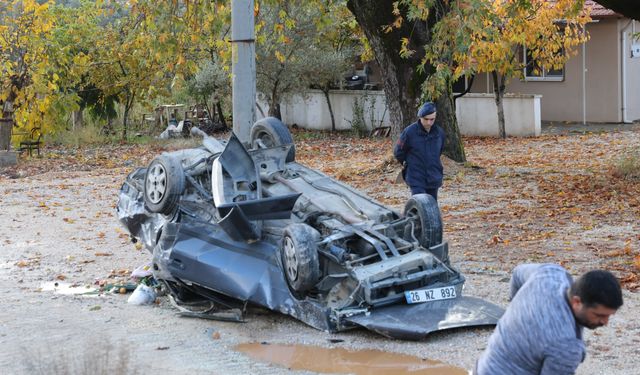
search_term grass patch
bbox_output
[291,128,346,141]
[613,148,640,180]
[47,122,118,147]
[46,123,211,150]
[23,340,139,375]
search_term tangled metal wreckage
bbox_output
[117,117,503,340]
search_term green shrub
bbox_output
[347,96,368,138]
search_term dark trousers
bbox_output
[410,187,438,201]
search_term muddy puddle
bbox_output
[235,342,468,374]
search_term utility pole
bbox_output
[231,0,256,144]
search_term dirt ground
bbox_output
[1,126,639,374]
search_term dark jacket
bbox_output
[393,121,445,190]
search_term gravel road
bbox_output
[1,163,638,374]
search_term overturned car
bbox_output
[117,118,503,340]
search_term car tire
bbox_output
[144,155,185,214]
[281,223,320,293]
[250,117,295,162]
[403,194,443,249]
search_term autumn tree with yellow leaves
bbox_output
[347,0,591,163]
[347,0,468,161]
[0,0,231,140]
[422,0,590,138]
[0,1,102,137]
[0,0,58,129]
[469,0,590,138]
[2,0,354,141]
[80,1,231,139]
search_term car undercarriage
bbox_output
[117,117,503,339]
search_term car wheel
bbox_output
[403,194,443,249]
[144,155,185,214]
[250,117,295,162]
[281,224,320,293]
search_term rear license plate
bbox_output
[405,286,457,304]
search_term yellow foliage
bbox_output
[399,37,415,58]
[467,0,591,77]
[393,16,403,29]
[0,0,58,131]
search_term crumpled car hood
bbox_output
[344,296,504,340]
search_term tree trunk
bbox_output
[72,110,84,131]
[346,0,466,162]
[268,82,282,119]
[216,101,227,128]
[322,88,337,132]
[268,101,282,119]
[346,0,427,137]
[491,71,507,139]
[4,73,26,119]
[2,100,14,119]
[122,104,129,140]
[268,92,281,119]
[437,81,466,162]
[122,90,135,140]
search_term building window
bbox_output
[523,47,565,81]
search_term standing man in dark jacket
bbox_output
[393,101,446,201]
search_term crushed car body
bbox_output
[117,117,503,340]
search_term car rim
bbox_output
[256,131,275,148]
[407,207,421,238]
[146,164,167,204]
[283,236,298,282]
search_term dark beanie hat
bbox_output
[417,102,436,117]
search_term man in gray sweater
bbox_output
[476,263,623,374]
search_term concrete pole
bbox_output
[582,40,586,125]
[231,0,256,144]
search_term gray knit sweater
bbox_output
[476,264,585,374]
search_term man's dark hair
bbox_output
[570,270,623,309]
